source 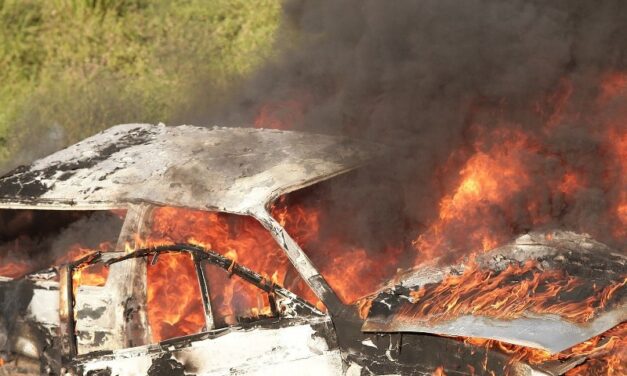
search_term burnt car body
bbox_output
[0,124,624,375]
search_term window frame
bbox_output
[65,243,323,360]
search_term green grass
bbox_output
[0,0,281,168]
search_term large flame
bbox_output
[140,207,314,340]
[413,128,536,261]
[146,252,205,342]
[253,72,626,375]
[0,71,623,374]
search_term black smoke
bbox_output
[180,0,626,262]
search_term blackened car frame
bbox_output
[0,124,624,375]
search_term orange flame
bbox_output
[0,261,30,279]
[272,199,405,303]
[408,258,625,324]
[414,128,535,261]
[254,99,307,130]
[70,243,114,295]
[140,207,315,339]
[146,252,205,342]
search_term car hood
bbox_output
[361,231,626,354]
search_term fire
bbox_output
[254,97,308,130]
[139,204,404,336]
[414,129,536,261]
[0,67,622,370]
[0,260,30,279]
[67,243,113,295]
[609,127,627,234]
[146,252,205,342]
[432,366,446,376]
[411,72,626,265]
[272,198,405,303]
[72,264,109,295]
[61,242,113,264]
[0,210,125,279]
[408,258,625,323]
[140,207,314,339]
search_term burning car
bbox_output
[0,123,624,375]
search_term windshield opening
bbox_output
[270,172,410,304]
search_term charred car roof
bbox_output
[0,123,381,214]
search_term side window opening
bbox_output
[202,262,277,328]
[140,206,320,331]
[70,206,323,356]
[0,209,126,279]
[146,252,206,342]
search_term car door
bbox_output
[73,249,343,376]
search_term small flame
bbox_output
[253,98,308,130]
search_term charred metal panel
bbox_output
[363,231,626,354]
[74,318,342,376]
[25,280,59,330]
[0,124,381,214]
[115,204,152,348]
[75,286,117,354]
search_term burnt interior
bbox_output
[0,209,125,277]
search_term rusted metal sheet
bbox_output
[363,231,627,354]
[0,124,381,214]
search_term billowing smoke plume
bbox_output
[184,0,626,269]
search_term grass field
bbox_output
[0,0,281,168]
